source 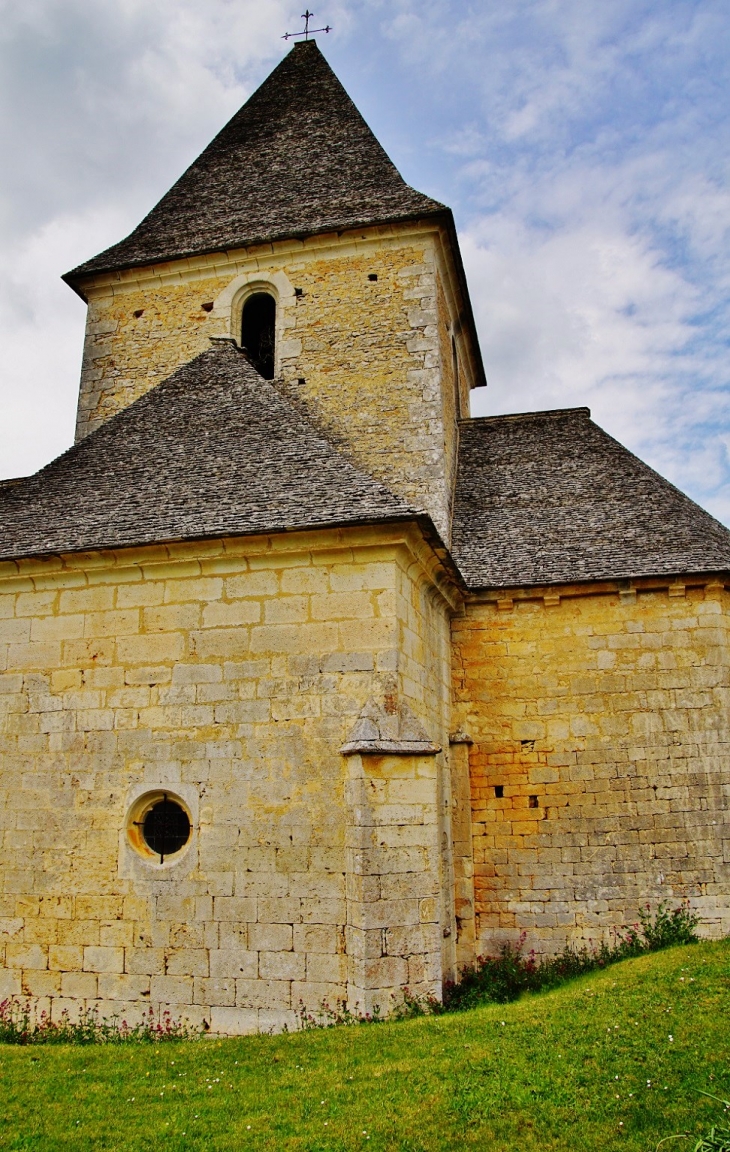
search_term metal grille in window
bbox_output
[138,796,191,862]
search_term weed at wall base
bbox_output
[0,1000,202,1045]
[444,901,701,1012]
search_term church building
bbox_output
[0,40,728,1034]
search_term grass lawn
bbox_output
[0,940,728,1151]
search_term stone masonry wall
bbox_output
[75,225,465,543]
[452,579,730,959]
[0,524,455,1033]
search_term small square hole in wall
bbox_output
[201,301,214,312]
[368,273,378,281]
[133,309,144,318]
[294,287,304,297]
[494,785,504,799]
[529,795,539,808]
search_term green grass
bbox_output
[0,940,728,1151]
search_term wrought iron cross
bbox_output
[283,10,331,40]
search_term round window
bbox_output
[137,796,191,862]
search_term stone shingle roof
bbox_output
[452,407,730,590]
[64,39,444,287]
[0,345,415,562]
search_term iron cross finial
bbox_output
[283,10,331,40]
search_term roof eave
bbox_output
[0,509,465,592]
[462,566,730,596]
[61,205,451,303]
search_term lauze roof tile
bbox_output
[452,408,730,589]
[0,346,414,561]
[64,40,445,287]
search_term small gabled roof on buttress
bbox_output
[64,40,445,287]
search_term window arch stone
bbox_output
[213,269,296,380]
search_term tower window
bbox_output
[241,292,276,379]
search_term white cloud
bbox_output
[0,0,728,529]
[0,0,290,477]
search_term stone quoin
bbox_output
[0,39,728,1035]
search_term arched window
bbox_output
[241,292,276,379]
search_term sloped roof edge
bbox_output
[63,40,445,286]
[452,407,730,590]
[0,345,428,563]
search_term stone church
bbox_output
[0,40,728,1034]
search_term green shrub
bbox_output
[444,901,700,1011]
[692,1094,730,1152]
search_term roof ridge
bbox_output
[460,406,591,425]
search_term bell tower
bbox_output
[64,40,486,543]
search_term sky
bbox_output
[1,0,729,521]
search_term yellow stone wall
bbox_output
[452,579,730,958]
[75,224,476,543]
[0,524,456,1033]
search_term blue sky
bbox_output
[1,0,729,521]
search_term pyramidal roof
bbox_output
[0,344,415,561]
[452,407,730,589]
[64,40,445,287]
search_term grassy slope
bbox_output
[0,940,728,1151]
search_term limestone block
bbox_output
[193,977,235,1006]
[0,970,21,999]
[306,953,347,985]
[300,898,347,925]
[124,948,166,975]
[56,921,101,948]
[6,943,48,970]
[293,924,339,954]
[99,922,135,948]
[23,971,62,998]
[165,949,209,977]
[235,979,291,1010]
[349,956,408,990]
[212,897,257,922]
[248,923,292,952]
[209,1006,259,1035]
[61,972,99,998]
[97,973,151,1001]
[258,950,305,981]
[208,950,258,979]
[83,947,124,974]
[149,975,193,1005]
